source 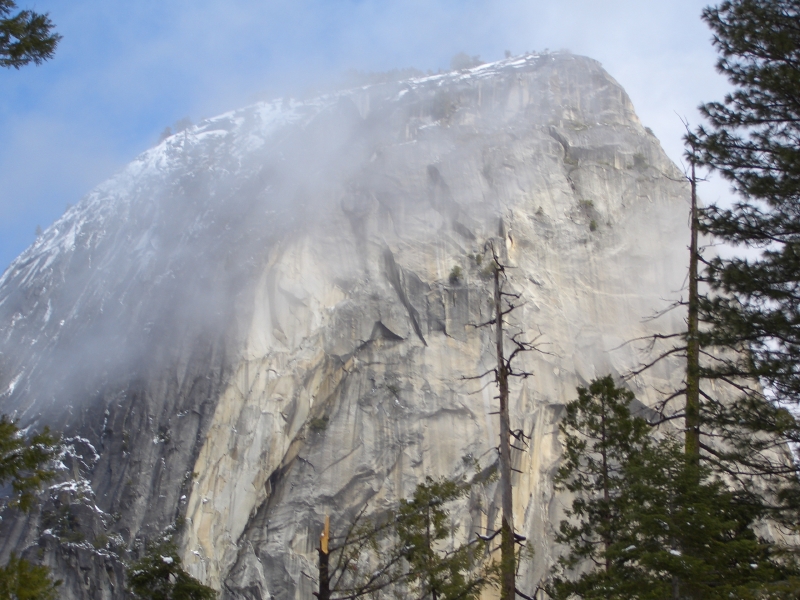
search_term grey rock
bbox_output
[0,53,691,598]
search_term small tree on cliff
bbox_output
[127,539,216,600]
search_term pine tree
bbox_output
[395,477,491,600]
[127,539,216,600]
[323,477,495,599]
[549,376,650,596]
[0,416,60,599]
[685,0,800,525]
[0,554,60,600]
[0,415,57,511]
[619,438,799,599]
[549,376,799,599]
[0,0,60,69]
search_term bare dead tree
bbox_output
[469,239,538,600]
[315,515,331,600]
[622,133,704,463]
[686,158,701,464]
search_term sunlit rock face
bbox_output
[0,53,689,599]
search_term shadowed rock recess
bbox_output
[0,53,690,598]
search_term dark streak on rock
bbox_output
[382,248,427,346]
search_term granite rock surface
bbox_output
[0,53,690,599]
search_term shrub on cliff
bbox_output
[127,540,216,600]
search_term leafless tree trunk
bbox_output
[685,161,701,464]
[315,515,331,600]
[494,265,515,600]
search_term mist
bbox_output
[0,0,734,273]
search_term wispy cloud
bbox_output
[0,0,730,270]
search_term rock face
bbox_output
[0,53,690,599]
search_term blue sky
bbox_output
[0,0,730,271]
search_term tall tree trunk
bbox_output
[494,266,515,600]
[427,506,438,600]
[600,397,611,572]
[686,161,701,464]
[683,164,701,600]
[316,515,330,600]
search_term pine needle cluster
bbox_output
[0,0,60,69]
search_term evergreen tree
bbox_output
[0,417,60,599]
[684,0,800,526]
[0,415,57,512]
[325,477,495,599]
[394,477,491,600]
[551,376,650,577]
[127,540,216,600]
[0,0,60,69]
[549,376,799,599]
[550,375,655,599]
[0,554,60,600]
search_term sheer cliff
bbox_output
[0,53,690,599]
